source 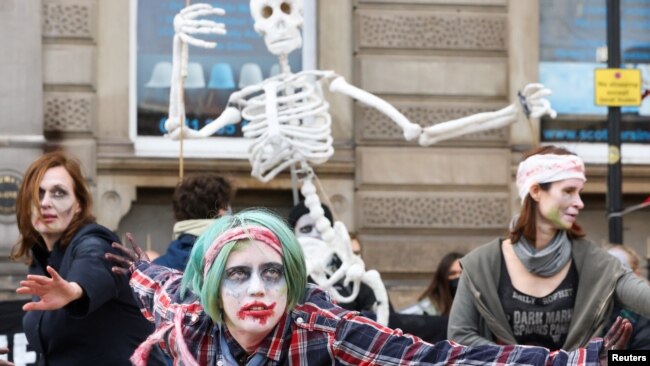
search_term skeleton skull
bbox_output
[250,0,303,56]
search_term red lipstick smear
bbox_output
[237,302,277,325]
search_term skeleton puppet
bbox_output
[164,0,556,325]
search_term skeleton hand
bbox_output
[166,4,227,141]
[517,83,557,119]
[174,3,226,49]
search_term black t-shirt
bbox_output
[498,252,579,350]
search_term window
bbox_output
[539,0,650,163]
[129,0,316,158]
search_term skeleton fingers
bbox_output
[518,83,557,119]
[174,4,226,48]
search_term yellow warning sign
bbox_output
[594,68,641,106]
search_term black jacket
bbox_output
[23,223,164,366]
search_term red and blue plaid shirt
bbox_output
[130,261,603,365]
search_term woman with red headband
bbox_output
[449,145,650,351]
[104,209,629,365]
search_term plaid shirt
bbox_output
[130,261,603,366]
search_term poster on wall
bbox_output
[539,0,650,146]
[131,0,315,157]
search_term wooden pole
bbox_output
[178,0,191,181]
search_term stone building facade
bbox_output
[1,0,649,306]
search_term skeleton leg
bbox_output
[299,171,390,325]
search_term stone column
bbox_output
[0,0,44,298]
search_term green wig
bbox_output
[181,208,307,322]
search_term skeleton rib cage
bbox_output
[235,70,337,183]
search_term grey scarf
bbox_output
[513,231,572,277]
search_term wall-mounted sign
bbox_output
[0,171,22,220]
[595,68,642,106]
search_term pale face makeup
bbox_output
[31,166,81,250]
[221,240,287,348]
[534,178,585,230]
[294,214,320,239]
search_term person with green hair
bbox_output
[107,209,630,366]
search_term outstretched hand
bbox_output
[600,316,633,365]
[16,266,83,311]
[105,233,150,276]
[0,347,15,366]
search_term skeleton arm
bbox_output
[418,83,556,146]
[327,76,422,141]
[164,4,227,139]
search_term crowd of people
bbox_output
[2,147,648,365]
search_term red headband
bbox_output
[203,226,282,278]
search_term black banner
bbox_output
[0,300,38,365]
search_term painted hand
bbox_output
[600,316,633,365]
[105,233,151,276]
[16,266,83,311]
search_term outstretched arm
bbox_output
[328,76,422,141]
[332,313,631,365]
[418,83,556,146]
[165,4,227,139]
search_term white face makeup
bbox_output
[31,166,81,249]
[534,178,585,230]
[221,240,287,340]
[249,0,303,56]
[293,213,320,239]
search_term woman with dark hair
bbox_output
[11,151,163,366]
[401,252,464,316]
[449,145,650,351]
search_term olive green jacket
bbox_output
[448,237,650,350]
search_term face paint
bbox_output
[536,178,584,230]
[31,166,80,248]
[294,214,320,239]
[221,240,287,339]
